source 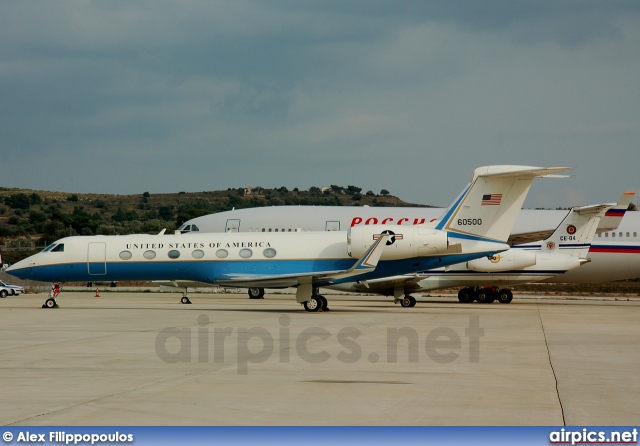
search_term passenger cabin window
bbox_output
[216,249,228,258]
[144,250,156,259]
[192,249,205,259]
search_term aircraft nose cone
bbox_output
[5,262,31,280]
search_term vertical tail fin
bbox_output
[435,166,571,243]
[542,203,615,258]
[596,192,635,234]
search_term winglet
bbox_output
[348,233,389,273]
[324,233,390,282]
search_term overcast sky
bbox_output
[1,1,639,209]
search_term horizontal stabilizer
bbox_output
[573,203,617,216]
[472,166,572,180]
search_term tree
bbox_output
[380,189,390,196]
[29,193,43,205]
[158,205,174,221]
[5,193,31,210]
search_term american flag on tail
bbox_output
[481,194,502,206]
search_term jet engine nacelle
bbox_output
[467,249,537,272]
[348,225,449,260]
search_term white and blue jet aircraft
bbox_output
[7,165,569,311]
[330,198,622,305]
[179,186,638,302]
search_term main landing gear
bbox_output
[43,283,62,308]
[303,294,329,312]
[394,295,417,307]
[180,290,192,304]
[457,286,514,304]
[248,288,265,299]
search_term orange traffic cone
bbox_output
[95,287,100,297]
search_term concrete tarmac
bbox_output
[1,291,639,426]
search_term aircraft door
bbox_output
[225,219,241,232]
[325,221,340,231]
[88,242,107,275]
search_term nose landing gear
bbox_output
[43,283,62,308]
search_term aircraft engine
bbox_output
[467,249,537,272]
[348,225,449,260]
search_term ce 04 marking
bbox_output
[458,218,483,226]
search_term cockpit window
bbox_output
[42,244,57,252]
[178,224,198,234]
[51,244,65,252]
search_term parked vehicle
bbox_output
[0,280,25,298]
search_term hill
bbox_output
[0,185,431,263]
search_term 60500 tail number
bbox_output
[458,218,482,226]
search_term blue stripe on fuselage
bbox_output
[8,251,501,286]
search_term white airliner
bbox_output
[179,191,639,302]
[7,165,568,311]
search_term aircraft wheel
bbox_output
[44,298,56,308]
[498,289,513,304]
[0,290,7,298]
[458,288,474,303]
[303,297,321,312]
[401,297,413,308]
[248,288,265,299]
[181,296,192,304]
[476,290,494,304]
[317,295,328,311]
[407,295,417,307]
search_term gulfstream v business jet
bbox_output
[179,186,639,302]
[7,165,569,311]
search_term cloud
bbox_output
[0,1,638,207]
